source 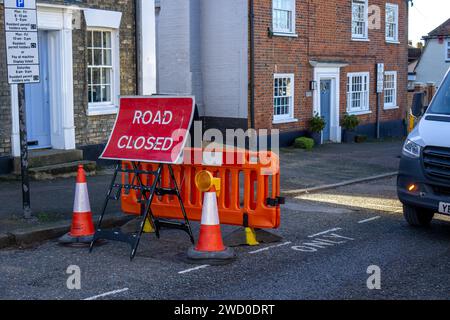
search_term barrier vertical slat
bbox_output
[231,168,240,211]
[224,169,231,209]
[257,171,265,210]
[194,167,202,207]
[174,166,182,201]
[185,166,193,206]
[243,170,251,213]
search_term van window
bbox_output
[428,72,450,115]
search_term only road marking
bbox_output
[358,216,381,224]
[178,265,210,274]
[308,228,342,238]
[84,288,129,300]
[248,242,292,254]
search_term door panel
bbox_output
[25,31,51,149]
[320,80,332,142]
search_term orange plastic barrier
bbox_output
[121,148,282,229]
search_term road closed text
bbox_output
[117,110,174,152]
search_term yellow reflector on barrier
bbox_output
[195,170,221,196]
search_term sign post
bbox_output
[4,0,40,219]
[376,63,385,140]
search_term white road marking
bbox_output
[178,265,210,274]
[248,242,292,254]
[308,228,342,238]
[292,233,355,253]
[83,288,129,300]
[358,216,381,224]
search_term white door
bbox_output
[25,31,51,149]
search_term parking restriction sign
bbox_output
[4,0,40,84]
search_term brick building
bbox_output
[156,0,410,145]
[0,0,156,174]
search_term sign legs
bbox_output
[90,161,195,261]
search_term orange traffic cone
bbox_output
[187,186,235,264]
[59,165,95,246]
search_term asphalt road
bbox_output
[1,177,450,300]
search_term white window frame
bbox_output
[272,0,296,35]
[384,71,398,109]
[273,73,296,123]
[446,39,450,62]
[385,3,399,43]
[347,72,370,114]
[87,28,121,116]
[352,0,368,40]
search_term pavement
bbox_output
[280,139,402,192]
[1,176,450,300]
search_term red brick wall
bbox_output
[251,0,409,135]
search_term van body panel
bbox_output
[397,68,450,217]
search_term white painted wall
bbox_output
[155,0,248,120]
[155,0,193,96]
[200,0,248,119]
[137,0,157,95]
[415,38,450,87]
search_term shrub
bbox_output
[309,114,326,133]
[294,137,315,150]
[342,113,359,131]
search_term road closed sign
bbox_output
[100,96,195,164]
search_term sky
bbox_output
[409,0,450,45]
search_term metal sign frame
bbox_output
[89,161,195,261]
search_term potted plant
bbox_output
[341,113,359,143]
[309,113,326,145]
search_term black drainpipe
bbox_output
[249,0,255,129]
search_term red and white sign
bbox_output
[100,96,195,164]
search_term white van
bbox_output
[398,68,450,226]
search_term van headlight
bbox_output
[403,140,421,158]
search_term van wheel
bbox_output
[403,205,434,227]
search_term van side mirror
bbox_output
[411,92,425,117]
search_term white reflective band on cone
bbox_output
[201,192,220,226]
[73,183,92,213]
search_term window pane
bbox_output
[92,68,101,85]
[87,49,94,66]
[104,49,112,66]
[93,31,102,48]
[91,85,102,103]
[101,68,112,86]
[88,31,94,47]
[103,32,112,48]
[274,0,292,11]
[93,49,102,66]
[102,85,111,103]
[88,68,92,85]
[88,86,93,103]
